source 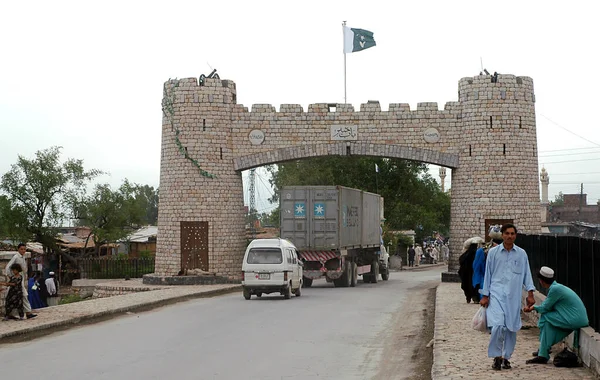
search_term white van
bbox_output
[242,238,303,300]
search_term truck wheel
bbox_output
[243,288,251,300]
[303,277,313,288]
[350,262,358,287]
[362,274,372,283]
[256,292,263,297]
[340,262,351,287]
[371,260,379,284]
[381,268,389,281]
[284,285,292,299]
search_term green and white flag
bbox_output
[343,26,376,53]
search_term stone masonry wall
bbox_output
[156,74,541,277]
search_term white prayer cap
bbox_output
[49,271,55,275]
[539,266,554,278]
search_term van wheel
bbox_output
[243,288,251,300]
[303,277,313,288]
[350,262,358,287]
[284,285,292,299]
[371,260,379,284]
[294,284,302,297]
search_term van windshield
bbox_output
[247,248,283,264]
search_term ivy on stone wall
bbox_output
[161,80,217,179]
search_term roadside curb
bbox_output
[0,285,241,342]
[391,263,447,272]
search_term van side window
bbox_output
[286,250,292,264]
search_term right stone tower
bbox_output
[447,74,541,273]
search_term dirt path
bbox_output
[373,281,437,380]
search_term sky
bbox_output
[1,0,599,210]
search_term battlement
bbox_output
[458,74,535,102]
[228,101,465,116]
[163,74,533,117]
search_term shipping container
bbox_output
[279,186,389,288]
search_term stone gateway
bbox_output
[155,74,541,279]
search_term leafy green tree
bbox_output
[0,195,29,241]
[0,146,101,252]
[134,184,159,225]
[266,157,450,242]
[78,180,146,256]
[550,191,564,206]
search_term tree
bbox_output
[0,195,29,242]
[266,156,450,243]
[550,191,564,206]
[78,180,146,256]
[0,146,101,252]
[133,184,159,225]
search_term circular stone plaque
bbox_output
[249,129,265,145]
[423,128,441,143]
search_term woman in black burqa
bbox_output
[458,243,479,303]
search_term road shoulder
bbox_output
[0,284,240,343]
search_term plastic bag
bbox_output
[472,306,488,332]
[553,348,579,367]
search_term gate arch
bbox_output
[233,142,459,172]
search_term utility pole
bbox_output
[579,183,583,216]
[249,169,257,239]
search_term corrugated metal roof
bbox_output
[125,226,158,243]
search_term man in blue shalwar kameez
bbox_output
[524,266,588,364]
[480,223,536,371]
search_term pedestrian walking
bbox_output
[472,238,502,303]
[1,263,25,320]
[45,272,59,306]
[458,242,478,303]
[415,245,422,267]
[431,246,439,264]
[480,223,536,371]
[524,266,589,364]
[4,244,37,319]
[408,245,415,267]
[28,272,45,309]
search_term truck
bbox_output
[279,186,389,288]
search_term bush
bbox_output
[59,294,84,305]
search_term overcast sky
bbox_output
[1,0,599,209]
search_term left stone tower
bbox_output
[156,77,245,278]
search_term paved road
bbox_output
[0,267,443,380]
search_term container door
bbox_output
[280,187,309,249]
[310,187,339,250]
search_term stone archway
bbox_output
[154,74,541,278]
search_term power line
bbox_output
[539,146,600,153]
[539,151,600,158]
[542,171,600,176]
[541,157,600,165]
[539,114,600,148]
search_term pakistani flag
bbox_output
[343,26,376,53]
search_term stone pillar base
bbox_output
[441,271,461,283]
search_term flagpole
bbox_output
[343,20,347,104]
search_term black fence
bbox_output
[74,257,155,280]
[516,234,600,332]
